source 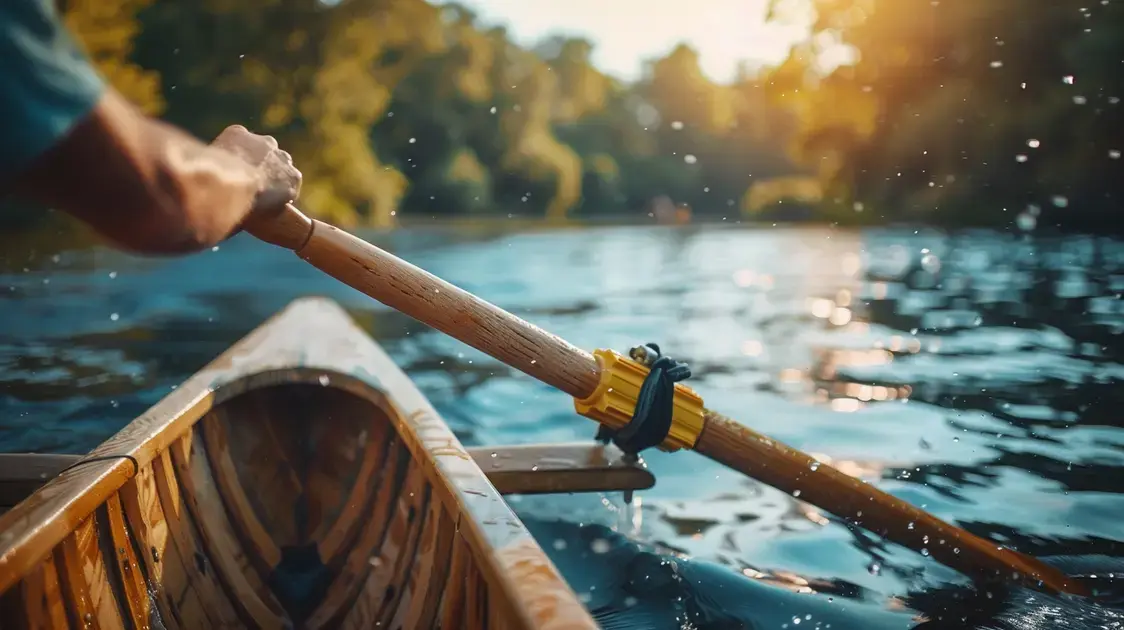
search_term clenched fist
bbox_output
[211,125,302,216]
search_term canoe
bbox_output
[0,297,655,629]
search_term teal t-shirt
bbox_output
[0,0,104,179]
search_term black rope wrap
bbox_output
[596,343,692,456]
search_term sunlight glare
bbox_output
[451,0,816,82]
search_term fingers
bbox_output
[211,124,301,213]
[252,154,303,214]
[284,160,302,198]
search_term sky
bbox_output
[451,0,814,84]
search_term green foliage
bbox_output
[764,0,1123,229]
[64,0,164,115]
[55,0,798,227]
[45,0,1120,231]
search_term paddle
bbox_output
[246,204,1088,597]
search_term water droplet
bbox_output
[793,490,802,497]
[318,374,330,386]
[1017,212,1037,231]
[590,538,611,554]
[989,60,1003,68]
[671,120,684,130]
[408,137,416,144]
[108,271,117,279]
[867,562,881,575]
[809,462,820,471]
[490,452,498,458]
[553,539,567,550]
[1063,75,1075,84]
[921,548,931,557]
[624,596,638,607]
[684,154,698,165]
[1052,195,1069,208]
[1015,154,1028,163]
[908,522,915,530]
[920,252,941,273]
[110,313,120,321]
[1027,139,1041,148]
[490,106,497,113]
[1110,150,1121,159]
[211,245,219,252]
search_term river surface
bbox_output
[3,223,1124,628]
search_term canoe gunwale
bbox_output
[0,297,599,629]
[0,364,381,596]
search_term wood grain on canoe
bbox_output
[169,434,289,629]
[0,298,599,629]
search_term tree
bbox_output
[764,0,1123,228]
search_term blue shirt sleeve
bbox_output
[0,0,105,177]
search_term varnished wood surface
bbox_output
[0,441,654,506]
[0,298,598,628]
[695,410,1088,596]
[265,208,602,400]
[248,206,1090,598]
[316,301,601,630]
[467,442,654,495]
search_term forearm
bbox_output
[12,90,262,254]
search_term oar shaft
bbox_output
[695,413,1078,593]
[298,217,601,399]
[246,205,1086,597]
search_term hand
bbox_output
[210,125,302,215]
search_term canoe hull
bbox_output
[0,298,598,629]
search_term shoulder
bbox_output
[0,0,105,181]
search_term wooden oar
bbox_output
[247,204,1088,597]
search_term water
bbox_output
[3,223,1124,628]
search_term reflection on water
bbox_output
[3,224,1124,627]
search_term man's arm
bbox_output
[12,91,294,254]
[0,0,300,255]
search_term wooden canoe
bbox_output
[0,297,651,629]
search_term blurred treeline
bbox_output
[58,0,800,228]
[764,0,1123,229]
[24,0,1124,232]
